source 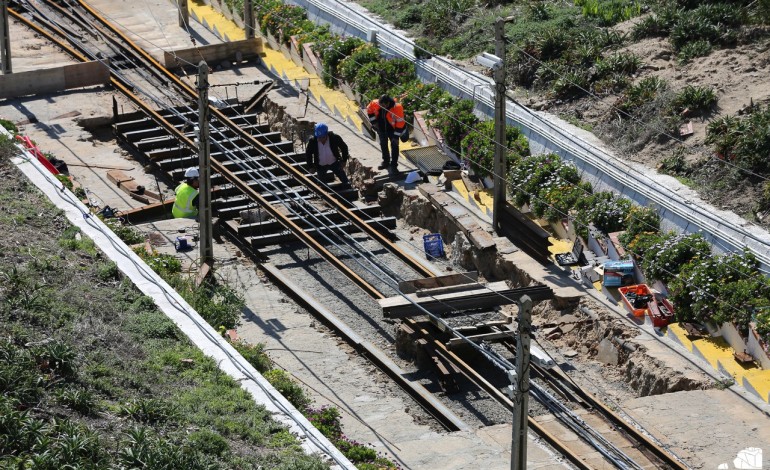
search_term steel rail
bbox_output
[14,6,682,468]
[544,365,689,470]
[413,324,593,470]
[72,0,434,281]
[11,5,386,300]
[296,0,770,271]
[501,335,687,469]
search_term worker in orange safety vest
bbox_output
[367,94,407,174]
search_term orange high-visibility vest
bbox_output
[367,100,406,131]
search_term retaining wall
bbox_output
[286,0,770,270]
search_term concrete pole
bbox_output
[511,295,532,470]
[244,0,255,40]
[492,17,506,234]
[197,61,214,270]
[178,0,189,29]
[0,0,12,74]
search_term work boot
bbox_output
[378,162,389,170]
[388,166,400,176]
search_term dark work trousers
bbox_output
[378,132,400,168]
[316,161,350,187]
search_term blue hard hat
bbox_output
[314,123,328,137]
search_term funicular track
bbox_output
[12,1,689,467]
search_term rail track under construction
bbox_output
[11,0,690,467]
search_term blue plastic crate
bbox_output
[423,233,445,260]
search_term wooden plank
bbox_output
[398,271,479,294]
[118,199,175,223]
[195,261,213,288]
[380,283,554,318]
[163,38,263,69]
[107,170,161,202]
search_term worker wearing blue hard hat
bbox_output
[305,123,351,189]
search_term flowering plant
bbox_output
[509,153,580,208]
[574,191,632,237]
[461,120,530,178]
[641,233,712,284]
[669,250,770,327]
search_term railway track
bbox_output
[13,1,689,467]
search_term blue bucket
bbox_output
[423,233,445,260]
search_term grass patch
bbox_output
[0,142,327,468]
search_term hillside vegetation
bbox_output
[356,0,770,224]
[0,135,334,468]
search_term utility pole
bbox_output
[244,0,255,40]
[0,0,12,74]
[510,295,532,470]
[197,61,214,276]
[492,16,514,234]
[178,0,189,29]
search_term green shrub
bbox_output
[353,58,416,105]
[631,13,671,40]
[178,279,244,330]
[34,340,78,379]
[671,85,717,116]
[96,261,120,282]
[461,120,530,178]
[706,106,770,175]
[669,3,743,51]
[231,340,272,373]
[535,180,594,222]
[316,36,365,87]
[658,149,692,176]
[574,191,633,237]
[119,398,177,424]
[421,0,476,37]
[616,76,668,116]
[389,81,454,126]
[622,230,667,261]
[509,154,579,208]
[57,387,100,415]
[428,99,479,154]
[134,249,182,278]
[0,340,45,406]
[641,233,712,283]
[670,250,770,327]
[263,369,311,410]
[594,52,641,79]
[0,119,17,134]
[118,427,208,469]
[187,428,229,457]
[58,226,96,254]
[574,0,642,25]
[103,217,145,244]
[619,205,660,246]
[305,405,342,440]
[338,43,381,84]
[677,40,712,64]
[756,308,770,339]
[296,24,333,56]
[260,4,313,43]
[394,4,423,29]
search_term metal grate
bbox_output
[401,145,453,175]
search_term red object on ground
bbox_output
[649,293,675,328]
[618,284,652,318]
[16,135,59,175]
